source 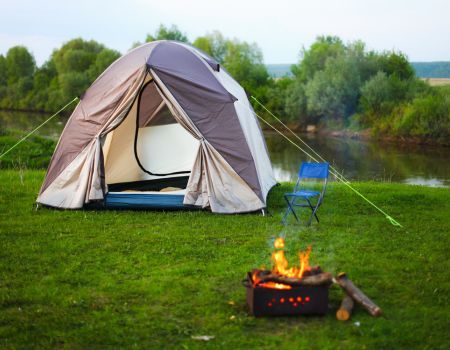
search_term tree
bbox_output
[0,46,36,108]
[0,55,7,102]
[285,80,308,122]
[146,24,189,43]
[379,52,414,80]
[192,32,270,100]
[222,40,269,94]
[88,48,121,79]
[30,60,58,110]
[50,38,120,102]
[264,77,293,120]
[359,70,431,125]
[359,71,393,116]
[5,46,36,85]
[305,55,361,122]
[192,31,227,62]
[285,36,348,124]
[284,36,425,127]
[293,36,345,82]
[0,55,7,86]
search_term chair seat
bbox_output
[285,190,320,198]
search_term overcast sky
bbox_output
[1,0,449,66]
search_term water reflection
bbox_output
[265,132,450,187]
[0,111,448,188]
[403,177,447,187]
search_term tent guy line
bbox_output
[252,96,353,185]
[0,97,79,160]
[247,96,403,228]
[0,88,403,227]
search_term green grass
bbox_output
[0,170,449,349]
[0,129,56,169]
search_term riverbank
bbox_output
[320,128,450,147]
[263,124,450,147]
[0,129,56,168]
[0,170,449,349]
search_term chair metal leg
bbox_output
[282,197,291,224]
[282,196,298,223]
[312,199,321,223]
[306,207,320,226]
[305,198,320,226]
[283,195,299,224]
[311,204,320,223]
[283,195,323,226]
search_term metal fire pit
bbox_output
[244,273,329,317]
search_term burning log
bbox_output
[335,272,382,317]
[336,294,354,321]
[303,266,322,277]
[311,266,322,275]
[255,271,333,287]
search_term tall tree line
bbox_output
[0,25,448,140]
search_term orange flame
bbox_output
[251,238,313,289]
[298,245,312,278]
[274,237,285,249]
[271,238,312,279]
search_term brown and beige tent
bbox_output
[37,40,276,213]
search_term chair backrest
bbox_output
[299,162,329,179]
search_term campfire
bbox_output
[245,237,332,316]
[244,237,382,319]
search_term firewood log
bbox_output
[256,272,333,287]
[310,266,323,275]
[252,269,271,277]
[303,266,323,277]
[335,272,382,317]
[336,294,354,321]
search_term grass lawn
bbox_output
[0,170,449,349]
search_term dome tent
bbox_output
[37,40,276,213]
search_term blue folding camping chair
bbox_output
[282,162,329,225]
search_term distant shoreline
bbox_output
[420,78,450,86]
[320,129,450,147]
[262,125,450,147]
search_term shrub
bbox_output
[394,93,450,140]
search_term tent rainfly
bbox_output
[37,40,276,213]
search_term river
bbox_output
[1,110,449,187]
